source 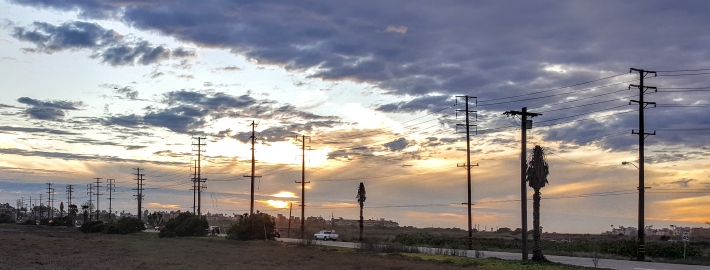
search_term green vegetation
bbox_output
[527,145,550,262]
[227,212,276,240]
[103,217,145,234]
[159,212,208,238]
[80,221,106,233]
[0,213,15,223]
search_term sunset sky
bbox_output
[0,1,709,233]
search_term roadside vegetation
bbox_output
[227,212,276,240]
[158,212,208,238]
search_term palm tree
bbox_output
[356,182,367,241]
[526,145,549,261]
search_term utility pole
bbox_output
[629,68,656,261]
[107,179,115,221]
[66,184,74,207]
[192,137,206,217]
[191,159,197,214]
[295,135,311,239]
[455,95,478,251]
[133,168,145,220]
[86,184,94,221]
[504,107,542,261]
[243,121,262,215]
[93,178,103,221]
[287,202,293,238]
[46,183,54,219]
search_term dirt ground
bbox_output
[0,224,491,270]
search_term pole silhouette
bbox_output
[629,68,656,261]
[294,135,310,239]
[456,95,478,250]
[504,107,542,260]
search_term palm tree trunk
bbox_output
[532,189,546,261]
[359,205,364,241]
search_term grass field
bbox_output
[0,224,602,270]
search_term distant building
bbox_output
[607,226,637,236]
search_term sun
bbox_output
[266,200,290,209]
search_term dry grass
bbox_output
[0,224,490,270]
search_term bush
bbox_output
[159,212,208,238]
[51,216,74,226]
[79,221,105,233]
[227,212,276,241]
[0,214,15,223]
[103,217,145,235]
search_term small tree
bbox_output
[357,182,367,241]
[227,212,276,240]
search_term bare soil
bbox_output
[0,224,490,270]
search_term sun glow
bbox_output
[266,200,290,209]
[271,191,297,198]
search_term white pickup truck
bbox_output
[314,230,338,241]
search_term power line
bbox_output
[655,68,710,73]
[480,73,631,103]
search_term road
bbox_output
[275,238,707,270]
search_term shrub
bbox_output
[227,212,276,241]
[159,212,208,238]
[0,213,15,223]
[103,217,145,235]
[79,221,105,233]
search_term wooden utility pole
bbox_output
[86,184,93,221]
[629,68,656,261]
[192,137,206,217]
[295,135,311,239]
[107,179,115,221]
[504,107,542,261]
[455,95,478,250]
[93,178,103,221]
[46,183,54,219]
[243,121,261,215]
[134,168,145,220]
[191,159,197,214]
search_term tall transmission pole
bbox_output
[93,178,103,221]
[191,159,197,214]
[107,179,115,221]
[46,183,54,219]
[192,137,206,217]
[38,194,43,220]
[243,121,262,215]
[295,135,311,239]
[455,95,478,251]
[629,68,656,261]
[66,184,74,207]
[133,168,145,220]
[86,184,94,221]
[504,107,542,261]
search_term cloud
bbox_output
[384,137,409,151]
[16,97,82,121]
[0,125,79,135]
[668,178,696,188]
[384,25,407,34]
[9,1,710,152]
[11,21,195,66]
[114,86,139,100]
[0,148,183,165]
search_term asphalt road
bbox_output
[275,238,708,270]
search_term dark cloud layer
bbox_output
[17,97,82,120]
[7,0,710,151]
[11,21,195,66]
[105,90,342,136]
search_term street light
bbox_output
[622,161,639,169]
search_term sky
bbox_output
[0,0,709,234]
